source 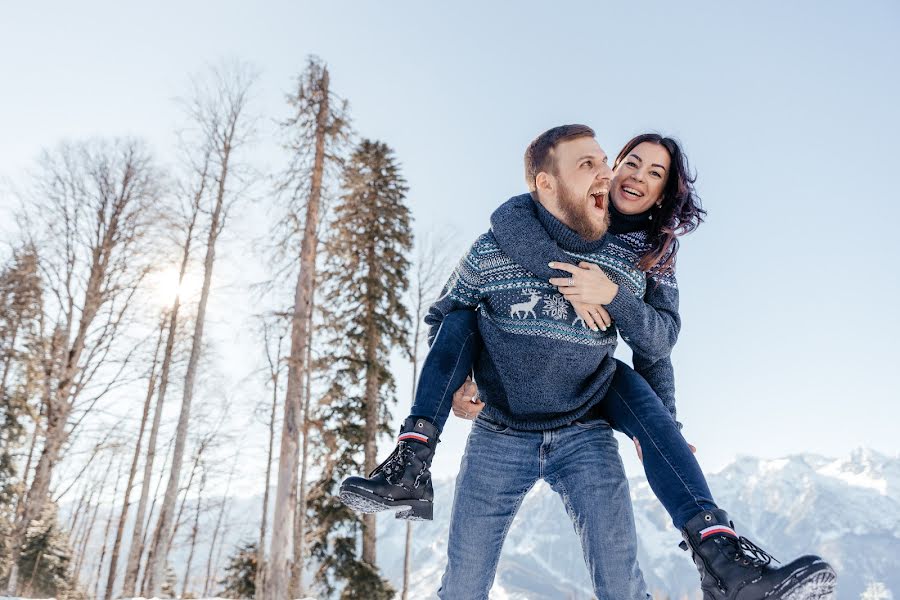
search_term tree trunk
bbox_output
[204,458,235,597]
[181,466,206,598]
[206,512,231,599]
[94,461,124,600]
[361,241,381,566]
[10,174,129,593]
[292,284,315,597]
[402,317,420,600]
[257,329,282,593]
[145,148,230,596]
[165,438,206,564]
[139,433,175,597]
[104,318,165,599]
[74,458,112,583]
[203,497,229,597]
[265,66,331,600]
[122,144,204,598]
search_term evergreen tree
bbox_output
[264,55,351,600]
[0,245,44,572]
[219,541,259,599]
[3,504,82,600]
[308,139,412,598]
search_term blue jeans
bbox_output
[602,360,717,529]
[438,416,650,599]
[410,310,717,528]
[410,310,480,431]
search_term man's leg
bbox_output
[544,419,650,600]
[602,360,716,529]
[438,417,540,599]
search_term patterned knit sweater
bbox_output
[490,193,682,427]
[425,197,654,431]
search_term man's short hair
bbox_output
[524,124,596,192]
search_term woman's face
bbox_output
[610,141,672,215]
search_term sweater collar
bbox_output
[609,200,653,234]
[529,193,609,253]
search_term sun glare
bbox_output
[145,266,202,309]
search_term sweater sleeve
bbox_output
[610,267,683,428]
[424,238,483,346]
[605,268,681,364]
[632,353,682,430]
[489,194,574,281]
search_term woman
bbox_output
[341,133,836,599]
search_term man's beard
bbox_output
[557,180,609,241]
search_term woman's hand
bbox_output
[571,300,613,332]
[451,376,484,420]
[549,261,619,305]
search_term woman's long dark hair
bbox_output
[613,133,706,273]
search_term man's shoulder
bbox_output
[470,231,501,256]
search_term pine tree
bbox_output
[0,245,44,547]
[219,541,259,599]
[6,504,81,600]
[308,139,412,598]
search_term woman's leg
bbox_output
[409,309,481,431]
[600,359,716,529]
[340,309,481,520]
[600,361,837,597]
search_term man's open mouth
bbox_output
[591,190,608,211]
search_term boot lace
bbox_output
[370,442,423,487]
[726,535,779,568]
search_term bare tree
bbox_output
[138,432,176,596]
[5,139,159,595]
[143,62,256,596]
[74,453,115,584]
[122,171,205,597]
[93,458,124,599]
[203,456,237,597]
[291,284,315,597]
[103,314,166,599]
[180,458,207,598]
[264,55,350,600]
[255,317,285,592]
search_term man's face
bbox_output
[543,136,613,240]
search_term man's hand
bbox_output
[549,261,619,305]
[452,376,484,420]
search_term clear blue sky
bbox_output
[1,0,898,483]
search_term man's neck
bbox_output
[532,190,573,231]
[529,192,608,253]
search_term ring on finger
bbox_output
[568,277,575,286]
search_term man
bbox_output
[431,125,651,598]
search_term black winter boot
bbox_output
[680,509,836,600]
[339,417,439,521]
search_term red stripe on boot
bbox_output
[399,432,429,444]
[700,525,738,540]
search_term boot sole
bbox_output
[339,485,433,520]
[770,561,836,600]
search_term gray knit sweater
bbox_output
[490,193,682,426]
[425,197,653,430]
